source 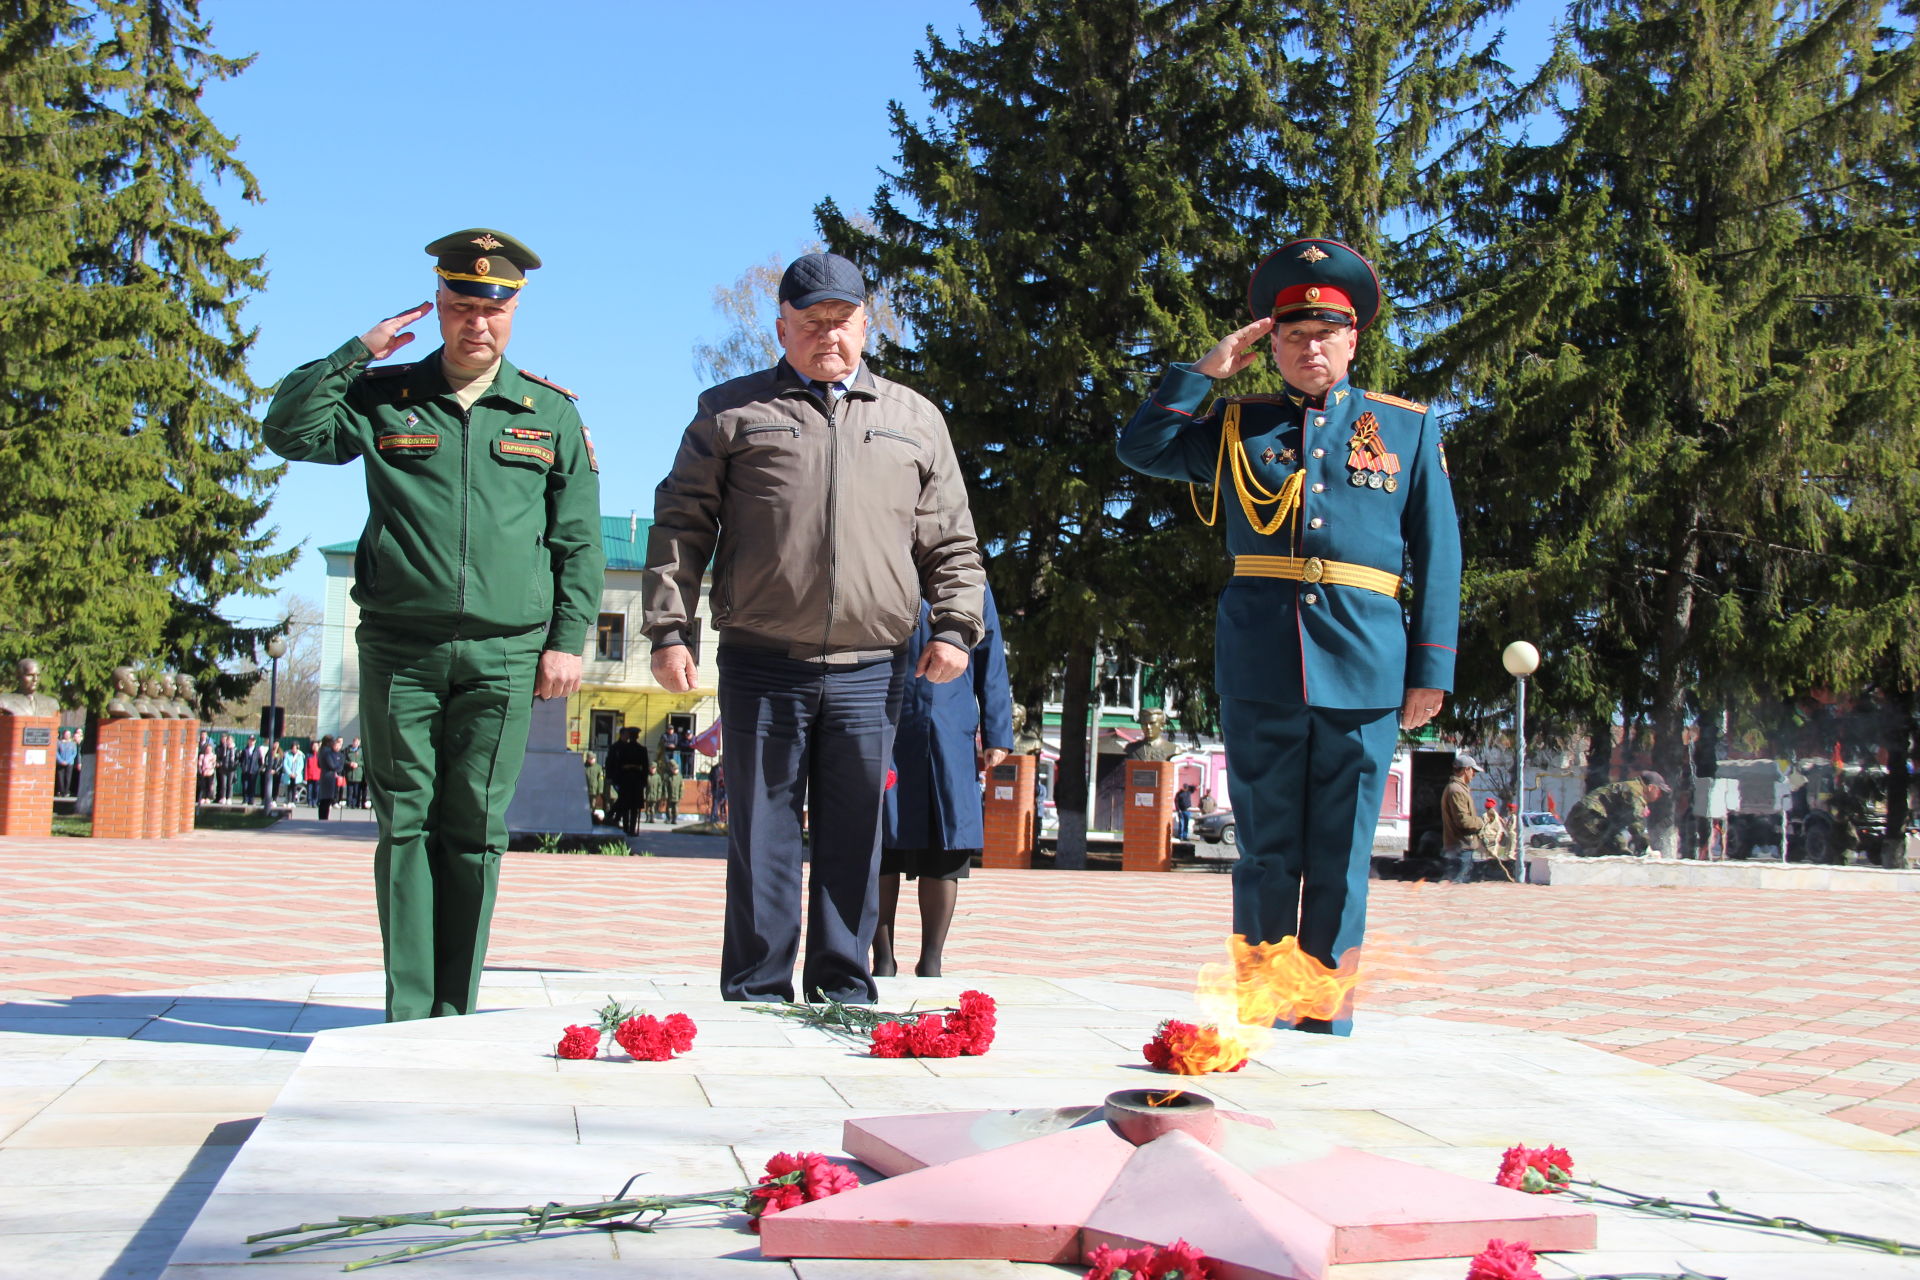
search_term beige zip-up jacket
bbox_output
[644,360,985,662]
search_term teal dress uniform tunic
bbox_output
[1119,363,1461,1031]
[266,338,604,1021]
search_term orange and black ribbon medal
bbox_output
[1346,411,1401,492]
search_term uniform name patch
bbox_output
[377,433,439,451]
[498,439,555,466]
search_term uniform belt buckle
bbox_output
[1301,556,1326,584]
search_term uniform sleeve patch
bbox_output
[518,369,578,399]
[580,422,600,472]
[376,433,439,452]
[1364,389,1429,414]
[498,439,556,466]
[1438,439,1450,476]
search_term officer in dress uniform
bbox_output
[264,229,605,1020]
[1117,239,1462,1034]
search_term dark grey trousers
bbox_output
[717,646,906,1003]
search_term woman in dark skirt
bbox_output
[874,586,1013,979]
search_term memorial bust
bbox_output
[1010,703,1044,757]
[106,666,141,719]
[1125,708,1177,761]
[0,658,60,717]
[134,674,167,719]
[171,672,199,719]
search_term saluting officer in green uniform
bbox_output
[265,229,605,1020]
[1118,239,1461,1034]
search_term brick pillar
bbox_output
[93,718,150,839]
[1121,759,1176,872]
[177,719,200,835]
[145,723,172,838]
[0,714,59,837]
[981,755,1037,869]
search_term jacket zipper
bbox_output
[454,403,471,636]
[863,428,920,449]
[822,391,840,660]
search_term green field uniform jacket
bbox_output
[265,338,604,652]
[1567,780,1652,845]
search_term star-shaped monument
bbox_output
[758,1092,1596,1277]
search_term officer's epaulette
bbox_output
[1364,389,1428,414]
[518,369,578,400]
[363,363,416,379]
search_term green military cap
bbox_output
[1247,238,1382,331]
[425,228,541,300]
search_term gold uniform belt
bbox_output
[1234,554,1402,597]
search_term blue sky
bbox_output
[200,0,1557,630]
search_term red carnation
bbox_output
[1494,1144,1573,1194]
[907,1013,964,1058]
[747,1151,857,1233]
[555,1024,600,1060]
[869,1021,910,1058]
[663,1012,698,1053]
[613,1012,699,1062]
[1085,1237,1217,1279]
[1465,1238,1543,1280]
[948,989,999,1055]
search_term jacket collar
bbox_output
[774,357,878,401]
[412,348,536,413]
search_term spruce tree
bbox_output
[1418,0,1919,847]
[827,0,1509,859]
[0,0,290,715]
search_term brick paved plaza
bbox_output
[3,821,1917,1140]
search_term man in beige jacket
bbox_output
[645,252,984,1004]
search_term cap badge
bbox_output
[472,257,491,276]
[1305,286,1322,302]
[1298,244,1330,264]
[470,233,504,250]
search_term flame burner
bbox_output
[1103,1088,1218,1147]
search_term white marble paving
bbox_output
[3,968,1917,1280]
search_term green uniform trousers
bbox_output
[357,619,547,1021]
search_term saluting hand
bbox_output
[358,301,434,361]
[1191,316,1274,380]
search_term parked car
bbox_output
[1520,811,1570,848]
[1192,809,1236,846]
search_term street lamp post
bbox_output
[264,633,287,809]
[1502,641,1541,884]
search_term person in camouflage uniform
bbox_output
[1567,771,1669,857]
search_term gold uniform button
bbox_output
[1309,517,1324,529]
[1311,482,1325,493]
[1312,448,1326,458]
[1303,592,1319,605]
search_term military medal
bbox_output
[1262,447,1277,464]
[1385,476,1398,492]
[1276,446,1296,465]
[1346,411,1402,490]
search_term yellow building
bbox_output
[319,515,717,766]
